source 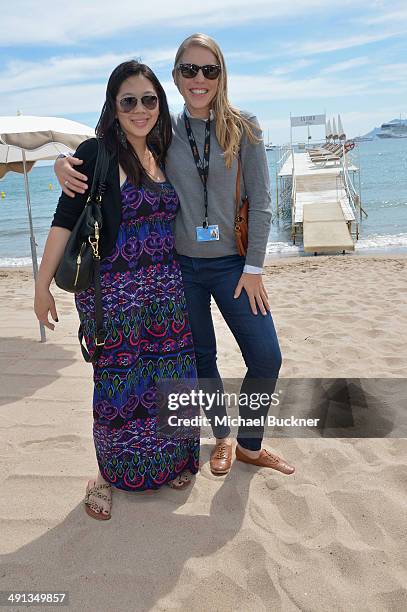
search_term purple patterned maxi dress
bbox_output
[74,175,200,491]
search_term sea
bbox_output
[1,138,407,266]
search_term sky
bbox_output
[1,0,406,144]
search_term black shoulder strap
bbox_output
[88,138,110,202]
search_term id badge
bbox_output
[196,225,220,242]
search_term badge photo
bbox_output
[196,225,220,242]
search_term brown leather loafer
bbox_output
[210,441,233,475]
[235,446,295,475]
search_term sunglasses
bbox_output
[177,63,221,80]
[118,95,158,112]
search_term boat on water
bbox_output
[377,119,407,139]
[265,129,273,150]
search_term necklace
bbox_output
[142,150,164,182]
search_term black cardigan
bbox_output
[51,138,122,259]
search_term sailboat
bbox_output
[331,117,338,142]
[337,114,346,141]
[326,118,332,141]
[265,129,273,150]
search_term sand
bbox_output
[0,253,407,611]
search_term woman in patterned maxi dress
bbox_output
[75,173,200,492]
[34,61,200,520]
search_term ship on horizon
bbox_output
[377,118,407,139]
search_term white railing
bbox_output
[291,168,297,223]
[340,143,366,220]
[276,144,291,171]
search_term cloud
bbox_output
[283,30,406,56]
[0,0,361,46]
[227,73,374,103]
[270,59,315,76]
[0,50,177,96]
[374,63,407,84]
[321,57,370,74]
[364,7,407,25]
[225,51,275,62]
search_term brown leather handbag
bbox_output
[234,157,248,256]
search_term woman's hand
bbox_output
[234,273,270,316]
[34,284,59,331]
[55,156,88,198]
[33,227,71,330]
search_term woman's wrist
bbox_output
[35,276,51,291]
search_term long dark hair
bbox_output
[95,60,172,187]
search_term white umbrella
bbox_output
[338,114,346,140]
[0,142,75,166]
[0,115,94,342]
[325,119,332,141]
[332,117,338,141]
[0,115,93,150]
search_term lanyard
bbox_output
[183,111,211,228]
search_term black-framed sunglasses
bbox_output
[118,95,158,113]
[177,63,221,80]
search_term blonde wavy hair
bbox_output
[173,33,261,168]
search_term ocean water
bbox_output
[1,138,407,266]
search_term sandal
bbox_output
[167,470,194,490]
[84,479,112,520]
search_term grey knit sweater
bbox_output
[165,110,272,269]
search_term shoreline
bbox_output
[1,246,407,271]
[265,245,407,261]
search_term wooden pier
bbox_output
[278,149,361,254]
[275,113,364,254]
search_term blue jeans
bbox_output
[176,253,282,451]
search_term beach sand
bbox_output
[1,254,407,611]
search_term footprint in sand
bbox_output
[19,434,85,450]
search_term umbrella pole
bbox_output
[22,150,46,343]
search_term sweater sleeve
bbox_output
[51,138,98,231]
[239,113,272,268]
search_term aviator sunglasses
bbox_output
[177,63,221,80]
[118,94,158,112]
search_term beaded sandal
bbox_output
[167,470,194,490]
[84,480,112,520]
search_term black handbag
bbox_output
[54,138,110,364]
